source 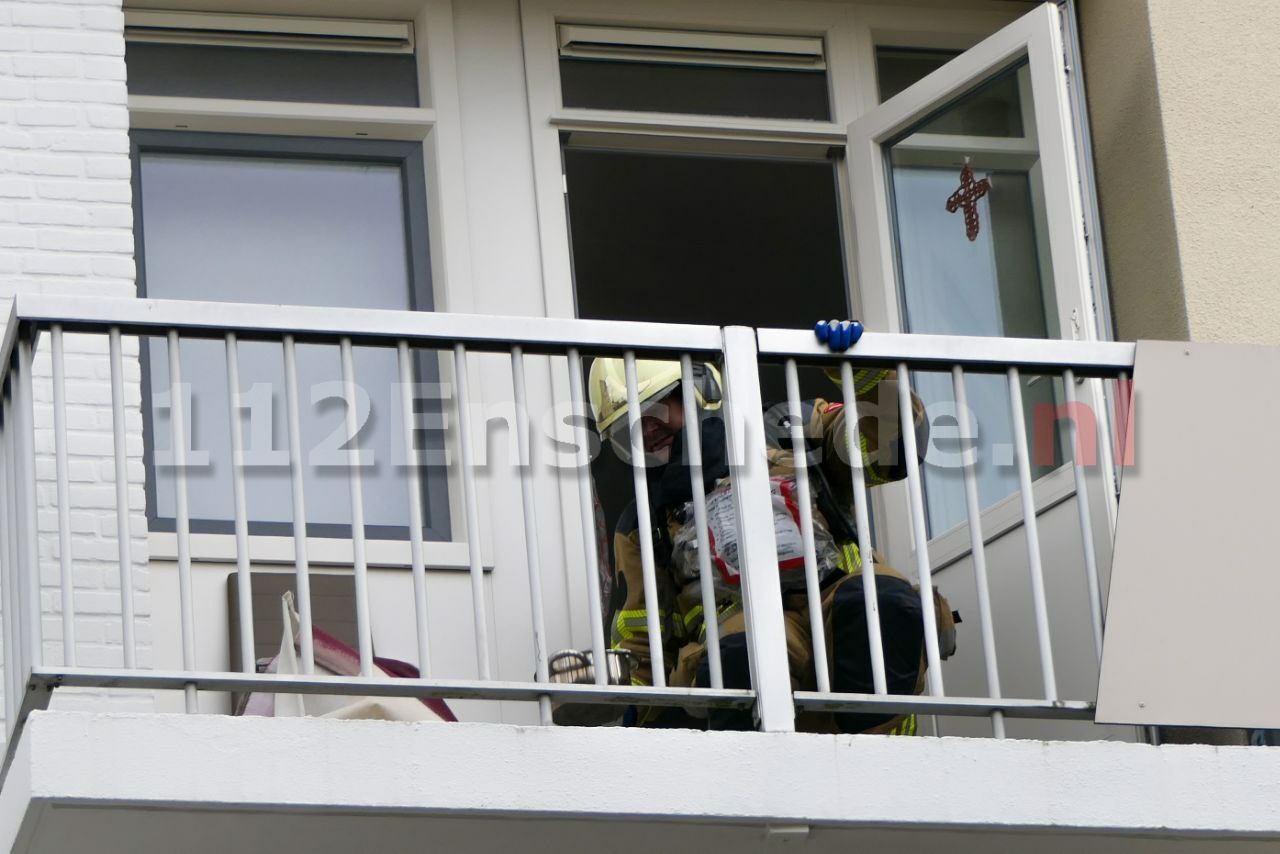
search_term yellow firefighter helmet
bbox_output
[587,357,723,461]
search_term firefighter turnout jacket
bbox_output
[609,368,955,733]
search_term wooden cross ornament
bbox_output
[945,158,992,242]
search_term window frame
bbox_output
[125,3,487,570]
[130,129,450,542]
[519,0,862,324]
[845,3,1111,567]
[522,0,869,592]
[519,0,1110,573]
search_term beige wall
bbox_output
[1081,0,1280,345]
[1078,0,1187,343]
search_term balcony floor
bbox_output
[2,711,1279,853]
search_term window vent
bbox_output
[558,25,825,70]
[124,11,414,54]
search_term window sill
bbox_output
[128,95,436,140]
[147,531,491,572]
[550,107,845,145]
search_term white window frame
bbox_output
[520,0,1111,579]
[520,0,860,327]
[522,0,864,636]
[845,2,1115,569]
[128,3,492,571]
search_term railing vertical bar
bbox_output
[896,363,944,696]
[622,350,666,687]
[224,333,255,673]
[951,366,1004,738]
[566,349,608,686]
[282,335,315,674]
[838,362,887,696]
[1062,369,1104,662]
[108,328,137,669]
[784,358,831,694]
[1007,366,1057,701]
[339,339,374,677]
[1095,376,1120,515]
[451,343,492,680]
[166,331,198,713]
[510,347,552,724]
[50,326,75,665]
[396,341,432,677]
[679,354,722,689]
[5,390,25,725]
[5,391,26,719]
[16,338,41,673]
[0,392,17,730]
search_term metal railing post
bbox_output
[0,390,16,735]
[16,336,41,676]
[720,326,795,733]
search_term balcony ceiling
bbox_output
[19,808,1280,854]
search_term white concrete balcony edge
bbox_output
[3,711,1280,852]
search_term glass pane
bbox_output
[559,58,830,120]
[125,43,420,107]
[876,47,957,102]
[139,152,430,535]
[916,71,1025,138]
[883,59,1065,535]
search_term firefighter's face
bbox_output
[640,393,684,454]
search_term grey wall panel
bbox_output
[1097,340,1280,729]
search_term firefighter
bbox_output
[585,320,953,733]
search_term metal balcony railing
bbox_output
[0,295,1136,751]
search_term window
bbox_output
[881,61,1061,535]
[566,136,850,531]
[524,0,1107,553]
[125,43,420,106]
[124,10,419,107]
[875,47,957,103]
[558,25,831,120]
[126,14,450,541]
[540,18,849,532]
[556,26,846,338]
[566,140,848,329]
[849,4,1097,537]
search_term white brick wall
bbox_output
[0,0,150,720]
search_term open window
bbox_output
[553,21,849,536]
[848,4,1095,542]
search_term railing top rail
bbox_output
[755,327,1136,377]
[12,295,726,356]
[8,296,1138,374]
